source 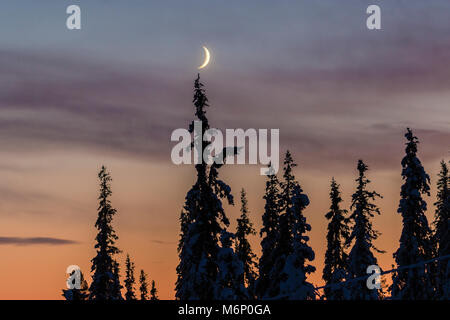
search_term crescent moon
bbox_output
[198,46,211,69]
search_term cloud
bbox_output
[150,239,176,245]
[0,237,79,246]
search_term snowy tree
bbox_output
[124,254,136,300]
[89,166,123,300]
[235,188,258,298]
[150,280,159,300]
[346,160,382,300]
[255,165,280,299]
[175,74,235,300]
[139,270,149,300]
[62,270,89,301]
[391,129,435,300]
[214,231,247,299]
[433,160,450,299]
[277,184,316,300]
[323,178,350,300]
[266,152,316,299]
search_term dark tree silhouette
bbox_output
[433,160,450,299]
[346,160,382,300]
[235,188,258,298]
[175,74,234,300]
[150,280,159,300]
[391,129,435,300]
[139,270,149,300]
[124,254,136,300]
[256,165,281,299]
[323,178,350,300]
[89,166,123,300]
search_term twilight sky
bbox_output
[0,0,449,299]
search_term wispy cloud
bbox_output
[0,237,79,246]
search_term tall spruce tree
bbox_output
[89,166,123,300]
[323,178,350,300]
[235,188,258,298]
[433,160,450,299]
[150,281,159,300]
[214,231,247,299]
[124,254,136,300]
[139,270,149,300]
[391,129,435,299]
[175,74,234,300]
[255,165,280,299]
[346,160,382,300]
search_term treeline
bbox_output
[175,75,450,300]
[62,166,159,301]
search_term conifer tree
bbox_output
[267,152,316,299]
[150,280,159,300]
[175,74,235,300]
[139,270,149,300]
[62,270,89,301]
[323,178,350,300]
[235,188,258,298]
[346,160,382,300]
[255,165,280,299]
[124,254,136,300]
[391,129,435,300]
[433,160,450,299]
[278,184,316,299]
[89,166,122,300]
[214,231,247,299]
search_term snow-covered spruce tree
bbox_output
[255,165,281,299]
[214,231,247,299]
[139,270,149,300]
[346,160,382,300]
[433,160,450,299]
[62,270,89,300]
[323,178,350,300]
[175,74,235,300]
[277,184,316,299]
[124,254,136,300]
[150,280,159,300]
[267,152,316,299]
[89,166,123,300]
[235,188,258,299]
[391,129,436,300]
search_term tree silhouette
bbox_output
[346,160,382,300]
[139,270,149,300]
[323,178,350,300]
[175,74,234,300]
[89,166,122,300]
[124,254,136,300]
[235,188,258,298]
[391,129,435,300]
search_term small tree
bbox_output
[323,178,350,300]
[124,254,136,300]
[150,281,159,300]
[391,129,435,300]
[346,160,382,300]
[235,189,258,298]
[89,166,122,300]
[139,270,149,300]
[62,270,89,301]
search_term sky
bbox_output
[0,0,449,299]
